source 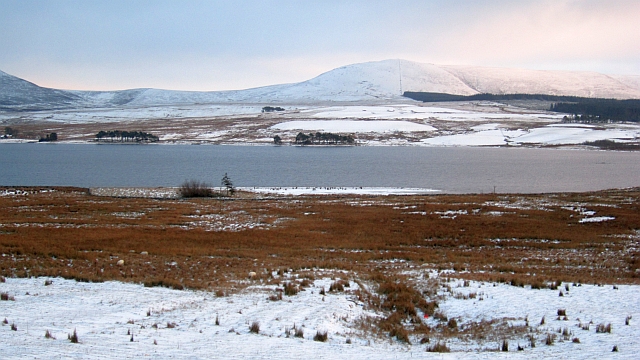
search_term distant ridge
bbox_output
[2,60,640,110]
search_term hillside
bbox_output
[1,60,640,110]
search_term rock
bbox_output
[117,260,125,266]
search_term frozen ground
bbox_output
[1,277,638,359]
[2,101,639,148]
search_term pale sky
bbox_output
[1,0,639,91]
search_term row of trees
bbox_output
[551,100,640,123]
[293,132,355,145]
[38,132,58,142]
[95,130,159,142]
[262,106,285,112]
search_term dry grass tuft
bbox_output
[313,330,328,342]
[427,342,450,353]
[68,328,79,343]
[596,323,612,333]
[249,321,260,334]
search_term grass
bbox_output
[68,328,79,343]
[249,321,260,334]
[427,342,450,353]
[0,186,639,349]
[313,330,328,342]
[596,323,612,333]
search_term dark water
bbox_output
[1,143,639,193]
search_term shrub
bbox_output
[447,318,458,329]
[166,322,177,329]
[268,291,283,301]
[45,330,55,339]
[2,318,7,324]
[249,321,260,334]
[427,342,450,353]
[295,327,304,338]
[540,316,545,325]
[44,279,53,286]
[68,328,79,343]
[215,315,220,326]
[528,334,536,348]
[625,315,632,326]
[557,309,566,316]
[501,339,509,352]
[572,337,580,343]
[0,276,5,282]
[612,345,619,352]
[11,323,17,331]
[319,287,326,296]
[596,323,611,333]
[179,180,216,198]
[314,330,328,342]
[1,292,15,301]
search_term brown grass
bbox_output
[0,186,639,345]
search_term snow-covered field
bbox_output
[1,277,638,359]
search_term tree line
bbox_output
[95,130,159,142]
[403,92,640,123]
[293,132,355,145]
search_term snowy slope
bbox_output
[0,69,81,108]
[2,60,640,110]
[441,65,640,99]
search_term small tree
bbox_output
[273,135,282,145]
[221,173,235,196]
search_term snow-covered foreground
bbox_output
[245,187,441,195]
[1,277,638,359]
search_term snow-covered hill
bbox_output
[0,69,81,109]
[2,60,640,110]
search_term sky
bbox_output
[1,0,639,91]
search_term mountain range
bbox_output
[2,59,640,110]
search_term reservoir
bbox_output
[1,143,639,194]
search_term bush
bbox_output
[11,323,17,331]
[447,318,458,329]
[557,309,566,316]
[1,292,15,301]
[314,330,328,342]
[625,315,632,326]
[45,330,55,339]
[179,180,216,198]
[249,321,260,334]
[295,327,304,338]
[572,337,580,343]
[427,342,450,353]
[612,345,619,352]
